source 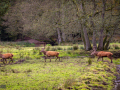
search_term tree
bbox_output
[2,0,120,48]
[0,0,10,41]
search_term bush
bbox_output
[80,46,84,50]
[57,47,63,50]
[46,44,51,46]
[88,58,92,65]
[73,45,78,50]
[67,51,72,54]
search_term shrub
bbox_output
[46,44,51,46]
[88,58,92,65]
[57,47,63,50]
[73,45,78,50]
[80,46,84,50]
[67,51,72,54]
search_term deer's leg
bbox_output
[3,59,7,64]
[58,56,60,62]
[5,59,7,64]
[44,56,46,62]
[102,57,103,61]
[97,57,100,61]
[9,58,13,64]
[2,59,5,64]
[55,56,58,62]
[59,57,60,61]
[49,57,51,62]
[108,56,113,63]
[111,58,113,63]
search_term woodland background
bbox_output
[0,0,120,50]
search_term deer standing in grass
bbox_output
[0,53,14,64]
[40,48,60,62]
[91,46,113,63]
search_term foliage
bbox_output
[0,0,9,17]
[88,58,92,65]
[80,46,84,50]
[46,44,51,46]
[73,45,78,50]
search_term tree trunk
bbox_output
[98,0,106,50]
[104,22,120,50]
[91,0,97,50]
[80,23,86,49]
[81,0,91,50]
[61,0,66,42]
[57,28,61,45]
[83,25,91,50]
[103,0,113,50]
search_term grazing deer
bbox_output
[40,48,60,62]
[91,46,113,63]
[0,53,14,64]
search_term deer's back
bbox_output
[46,51,59,56]
[2,53,13,59]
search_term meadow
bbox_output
[0,42,120,90]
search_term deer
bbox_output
[91,46,113,63]
[40,48,60,62]
[0,53,14,64]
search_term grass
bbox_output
[0,42,120,89]
[0,58,118,90]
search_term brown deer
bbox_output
[91,46,113,63]
[0,53,14,64]
[40,48,60,62]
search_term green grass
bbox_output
[0,58,118,90]
[0,42,120,90]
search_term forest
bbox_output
[0,0,120,50]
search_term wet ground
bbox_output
[113,64,120,90]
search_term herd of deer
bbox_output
[0,46,114,65]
